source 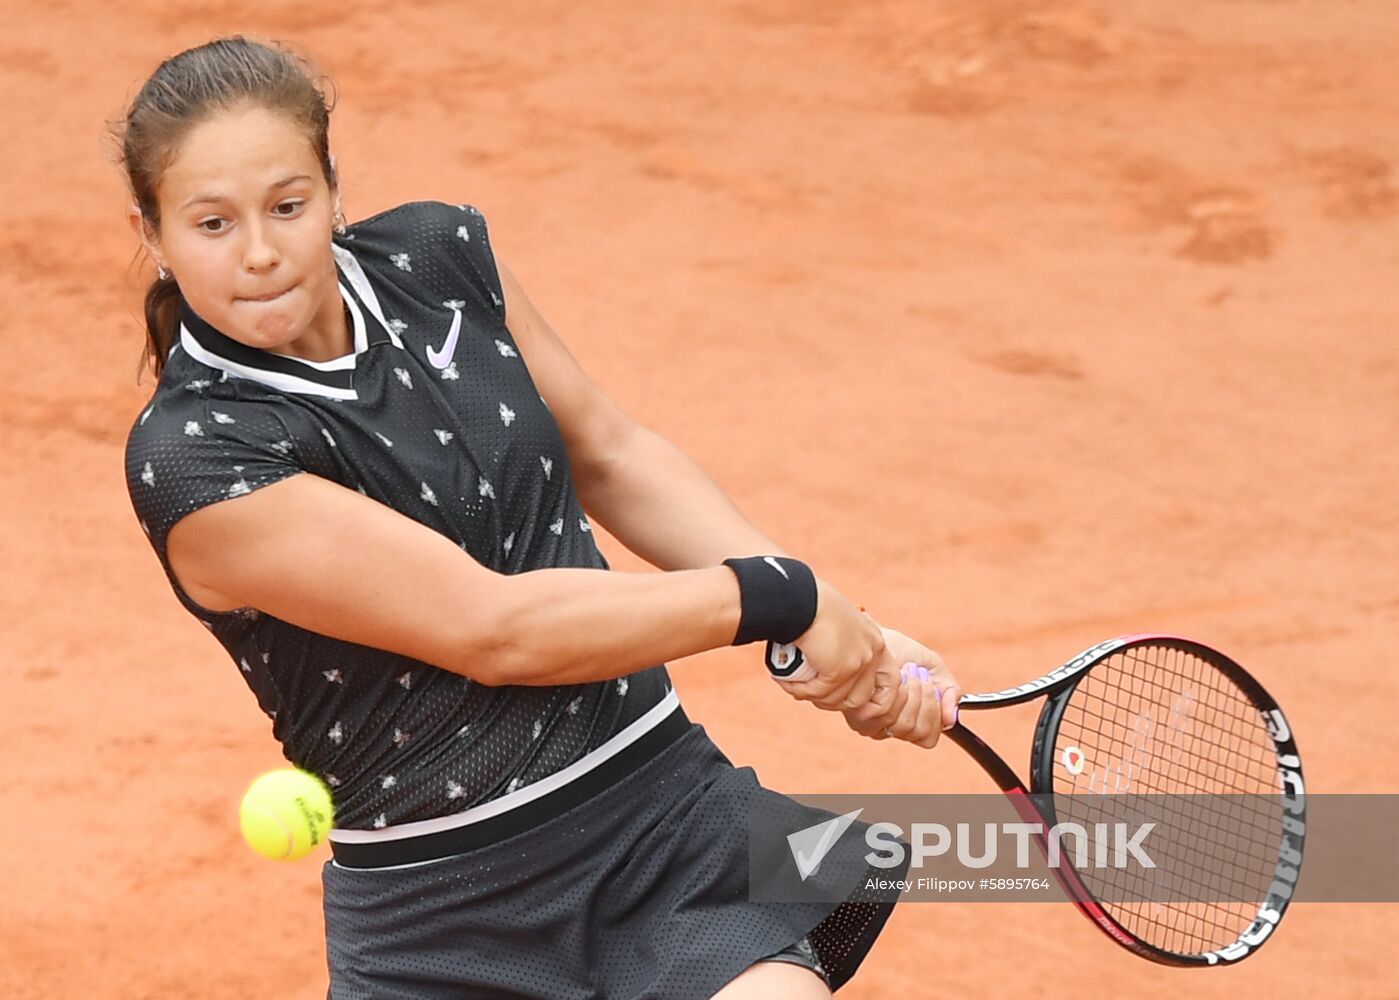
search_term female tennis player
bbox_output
[117,36,960,999]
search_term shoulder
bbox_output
[127,353,280,447]
[341,201,504,319]
[125,361,299,487]
[342,201,494,257]
[125,352,221,453]
[125,365,308,554]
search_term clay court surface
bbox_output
[3,0,1397,996]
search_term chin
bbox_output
[235,313,312,351]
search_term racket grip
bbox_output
[764,640,817,683]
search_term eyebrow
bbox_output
[179,174,314,211]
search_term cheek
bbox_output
[301,241,340,296]
[170,254,237,321]
[166,234,233,289]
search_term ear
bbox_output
[127,202,164,266]
[329,156,343,215]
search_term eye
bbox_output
[273,200,305,217]
[198,217,227,234]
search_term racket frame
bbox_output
[951,633,1305,967]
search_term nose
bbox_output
[241,217,282,272]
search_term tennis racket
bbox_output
[767,633,1305,966]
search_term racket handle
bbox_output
[763,640,817,683]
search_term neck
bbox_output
[266,260,352,362]
[266,292,352,363]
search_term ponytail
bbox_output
[141,272,183,378]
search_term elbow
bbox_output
[439,617,537,687]
[572,416,641,501]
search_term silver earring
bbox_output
[334,216,348,235]
[157,264,170,280]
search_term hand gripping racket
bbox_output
[766,633,1305,966]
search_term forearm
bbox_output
[481,564,742,685]
[574,424,789,570]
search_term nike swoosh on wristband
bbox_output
[426,308,463,369]
[764,556,790,580]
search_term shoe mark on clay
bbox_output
[1304,147,1398,222]
[1115,155,1275,264]
[899,2,1122,118]
[971,348,1085,381]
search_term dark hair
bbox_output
[111,36,339,379]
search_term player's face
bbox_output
[148,104,343,359]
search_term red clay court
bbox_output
[3,1,1396,996]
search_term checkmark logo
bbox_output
[787,808,863,881]
[426,307,462,370]
[763,556,790,580]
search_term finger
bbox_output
[775,676,822,703]
[856,658,919,724]
[939,682,963,732]
[819,647,887,710]
[912,669,944,748]
[857,668,898,718]
[838,660,880,711]
[782,663,854,701]
[848,713,890,739]
[886,666,924,739]
[872,665,917,732]
[831,624,886,711]
[871,648,910,705]
[849,672,906,724]
[811,671,863,711]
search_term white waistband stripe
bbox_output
[328,688,682,844]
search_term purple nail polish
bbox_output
[918,666,930,683]
[900,667,910,687]
[933,686,942,702]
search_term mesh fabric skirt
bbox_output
[322,719,902,998]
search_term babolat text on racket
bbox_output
[766,633,1305,966]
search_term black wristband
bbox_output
[721,556,818,646]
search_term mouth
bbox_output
[238,284,297,303]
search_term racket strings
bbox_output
[1049,644,1285,956]
[1064,647,1278,796]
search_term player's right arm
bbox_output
[165,471,881,693]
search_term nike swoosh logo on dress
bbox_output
[764,556,790,580]
[426,308,463,369]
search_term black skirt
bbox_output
[322,718,901,998]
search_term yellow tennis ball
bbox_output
[239,768,335,861]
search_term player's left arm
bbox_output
[498,256,787,570]
[500,257,958,731]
